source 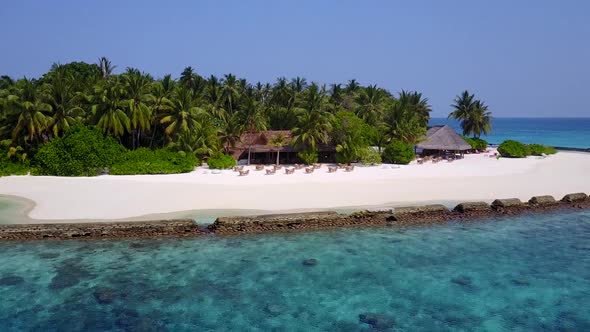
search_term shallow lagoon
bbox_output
[1,210,590,331]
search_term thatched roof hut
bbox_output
[416,125,471,151]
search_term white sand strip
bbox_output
[0,151,589,221]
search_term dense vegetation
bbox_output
[382,140,415,164]
[110,149,198,175]
[498,140,557,158]
[463,136,488,151]
[207,154,236,169]
[0,58,492,175]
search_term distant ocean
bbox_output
[430,118,590,149]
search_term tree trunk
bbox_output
[247,145,252,165]
[276,149,280,165]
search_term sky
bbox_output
[1,0,589,117]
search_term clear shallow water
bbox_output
[1,211,590,331]
[431,117,590,148]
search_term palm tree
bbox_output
[41,67,84,137]
[160,87,205,139]
[449,90,492,138]
[122,69,154,148]
[149,75,175,147]
[221,74,241,115]
[291,109,332,152]
[356,85,385,126]
[239,96,267,164]
[98,57,116,79]
[91,80,130,138]
[303,83,328,113]
[219,113,242,153]
[6,79,50,145]
[345,79,361,94]
[269,132,288,165]
[398,90,431,126]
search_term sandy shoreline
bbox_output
[1,150,589,222]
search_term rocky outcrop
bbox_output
[391,204,450,224]
[562,193,588,203]
[453,202,491,214]
[491,198,527,214]
[529,195,558,206]
[1,193,589,240]
[0,219,201,241]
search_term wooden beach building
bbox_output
[416,125,472,156]
[230,130,336,164]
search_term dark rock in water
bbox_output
[48,257,94,290]
[38,252,61,259]
[264,303,284,316]
[359,313,396,330]
[0,275,24,286]
[451,275,473,287]
[571,245,590,251]
[93,287,116,304]
[511,278,531,286]
[302,258,318,266]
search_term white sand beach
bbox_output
[0,150,589,221]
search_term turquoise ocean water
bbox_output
[1,210,590,331]
[430,118,590,149]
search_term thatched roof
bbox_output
[230,130,334,159]
[416,125,472,151]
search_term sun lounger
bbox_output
[337,163,347,169]
[328,166,338,173]
[305,167,314,174]
[344,165,354,172]
[312,163,322,169]
[255,165,264,171]
[273,165,283,170]
[294,164,304,170]
[285,168,295,174]
[266,169,276,175]
[238,170,249,176]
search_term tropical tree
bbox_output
[269,132,288,165]
[122,68,154,148]
[385,100,426,145]
[356,85,386,126]
[238,96,267,164]
[219,113,242,153]
[41,67,84,137]
[91,80,130,138]
[160,87,205,140]
[449,90,492,138]
[398,90,431,126]
[98,57,116,79]
[221,74,241,115]
[5,79,51,145]
[291,108,333,153]
[332,111,370,164]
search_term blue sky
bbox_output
[1,0,589,117]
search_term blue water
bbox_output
[430,118,590,149]
[1,211,590,331]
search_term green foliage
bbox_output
[0,143,29,176]
[382,140,415,164]
[298,149,318,165]
[32,126,125,176]
[207,154,236,169]
[110,148,198,175]
[333,111,370,164]
[542,146,558,155]
[449,90,492,138]
[527,144,557,156]
[462,136,488,150]
[358,147,382,165]
[497,140,530,158]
